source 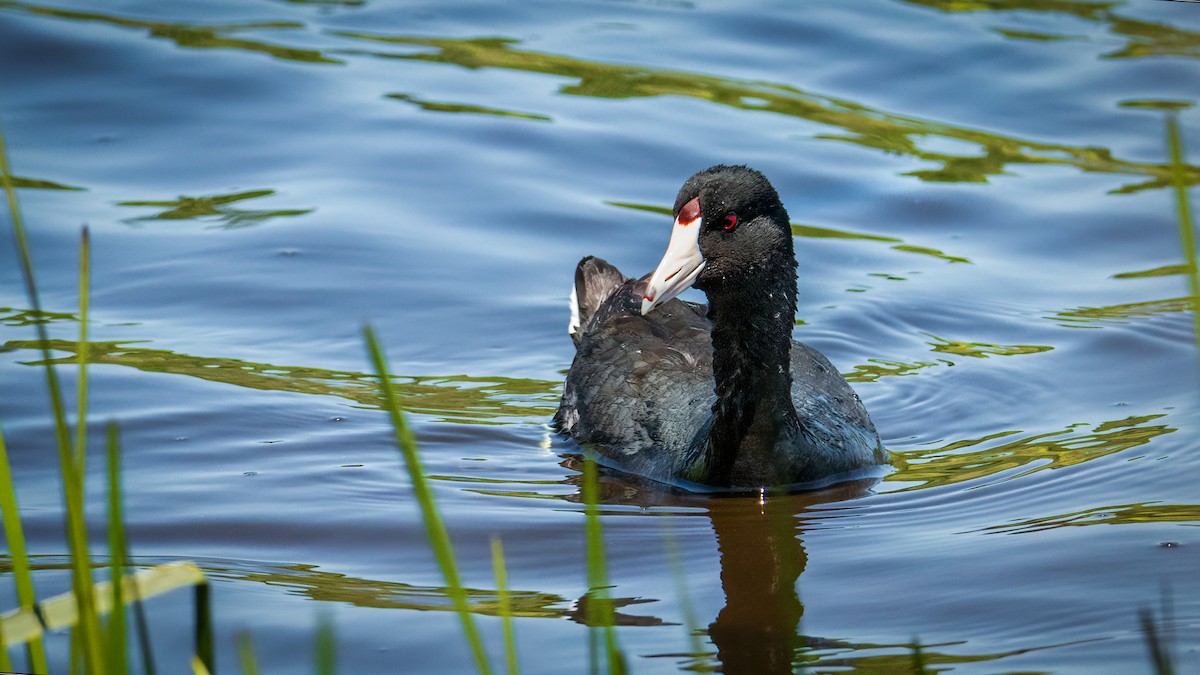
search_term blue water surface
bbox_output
[1,0,1198,672]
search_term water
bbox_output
[1,0,1198,672]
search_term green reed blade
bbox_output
[106,422,128,675]
[237,631,260,675]
[76,227,90,474]
[363,325,492,675]
[1139,607,1174,675]
[0,421,49,673]
[131,551,159,675]
[71,627,82,675]
[1140,584,1177,675]
[658,520,704,661]
[911,638,929,675]
[315,613,335,675]
[1166,114,1200,359]
[195,581,214,674]
[192,654,212,675]
[581,457,625,675]
[490,536,520,675]
[0,117,103,674]
[0,620,10,672]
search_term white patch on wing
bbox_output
[568,281,581,335]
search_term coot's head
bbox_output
[641,165,792,315]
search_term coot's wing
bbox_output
[788,342,885,473]
[556,260,714,481]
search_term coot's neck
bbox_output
[695,248,801,486]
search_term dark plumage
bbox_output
[555,165,887,490]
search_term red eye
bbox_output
[723,214,738,231]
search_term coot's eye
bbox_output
[723,213,738,231]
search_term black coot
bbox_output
[554,165,887,489]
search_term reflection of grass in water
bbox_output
[0,1,341,64]
[1113,264,1188,279]
[905,0,1200,60]
[609,201,972,264]
[889,414,1175,491]
[981,501,1200,535]
[1053,295,1198,326]
[2,337,560,424]
[844,357,949,383]
[337,32,1198,192]
[0,174,84,190]
[2,0,1195,191]
[388,93,552,121]
[844,335,1050,383]
[925,334,1052,358]
[118,189,315,229]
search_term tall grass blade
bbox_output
[1139,607,1174,675]
[1140,584,1177,675]
[75,227,90,473]
[106,422,128,675]
[363,325,492,675]
[1,117,103,673]
[315,613,335,675]
[1166,114,1200,360]
[192,655,213,675]
[195,581,214,674]
[0,422,49,673]
[133,571,158,675]
[581,457,625,675]
[659,521,704,662]
[490,536,520,675]
[237,632,259,675]
[0,624,10,672]
[911,638,929,675]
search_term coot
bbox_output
[554,165,886,489]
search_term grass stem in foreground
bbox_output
[0,422,49,673]
[315,613,336,675]
[911,638,929,675]
[659,520,704,662]
[581,457,625,675]
[237,632,260,675]
[363,325,492,675]
[1,117,103,674]
[1140,585,1177,675]
[490,536,520,675]
[106,422,128,675]
[1166,114,1200,361]
[75,227,90,474]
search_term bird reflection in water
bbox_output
[565,457,881,674]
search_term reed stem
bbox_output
[490,537,520,675]
[0,117,103,674]
[363,325,492,675]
